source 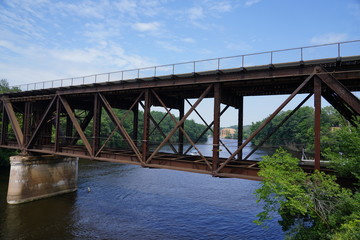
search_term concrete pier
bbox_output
[7,155,78,204]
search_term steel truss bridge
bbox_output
[1,41,360,180]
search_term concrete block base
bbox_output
[7,155,78,204]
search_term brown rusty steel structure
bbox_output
[1,49,360,181]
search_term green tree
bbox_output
[250,106,345,152]
[255,122,360,240]
[323,121,360,181]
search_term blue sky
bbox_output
[1,0,360,126]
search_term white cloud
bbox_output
[310,33,348,45]
[245,0,261,7]
[226,41,252,51]
[156,41,183,52]
[209,1,232,12]
[114,0,138,16]
[132,22,161,32]
[181,38,196,43]
[55,1,106,19]
[189,7,205,21]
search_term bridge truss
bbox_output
[1,56,360,180]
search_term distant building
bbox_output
[220,128,236,138]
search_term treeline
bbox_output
[82,109,208,149]
[249,106,345,151]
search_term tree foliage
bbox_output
[255,138,360,239]
[323,120,360,181]
[250,106,344,151]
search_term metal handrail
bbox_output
[13,40,360,92]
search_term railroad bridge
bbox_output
[2,41,360,204]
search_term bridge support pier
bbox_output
[7,155,78,204]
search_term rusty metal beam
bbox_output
[23,102,32,146]
[142,90,151,164]
[237,96,244,160]
[185,99,232,155]
[25,96,57,149]
[148,108,171,137]
[53,65,338,96]
[139,101,178,154]
[146,85,213,168]
[95,92,143,158]
[150,92,214,168]
[59,95,93,157]
[149,89,213,169]
[0,102,8,145]
[213,83,221,173]
[314,77,321,170]
[98,93,143,163]
[216,73,315,174]
[178,100,184,154]
[183,104,230,155]
[55,97,61,152]
[133,103,139,147]
[317,70,360,115]
[70,109,94,145]
[243,93,313,161]
[1,97,24,148]
[65,115,73,144]
[92,93,101,156]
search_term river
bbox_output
[0,139,285,240]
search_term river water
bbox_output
[0,139,285,240]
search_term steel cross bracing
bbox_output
[0,57,360,180]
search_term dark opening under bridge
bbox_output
[1,40,360,190]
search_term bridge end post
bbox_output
[7,155,78,204]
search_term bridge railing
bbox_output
[13,40,360,92]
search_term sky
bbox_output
[1,0,360,127]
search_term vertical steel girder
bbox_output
[92,93,101,156]
[314,77,322,170]
[133,103,139,147]
[23,102,32,145]
[142,90,151,164]
[215,73,315,174]
[178,100,185,154]
[54,97,61,152]
[237,96,244,161]
[212,83,221,172]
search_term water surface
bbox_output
[0,140,284,240]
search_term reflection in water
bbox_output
[157,137,277,160]
[0,141,285,240]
